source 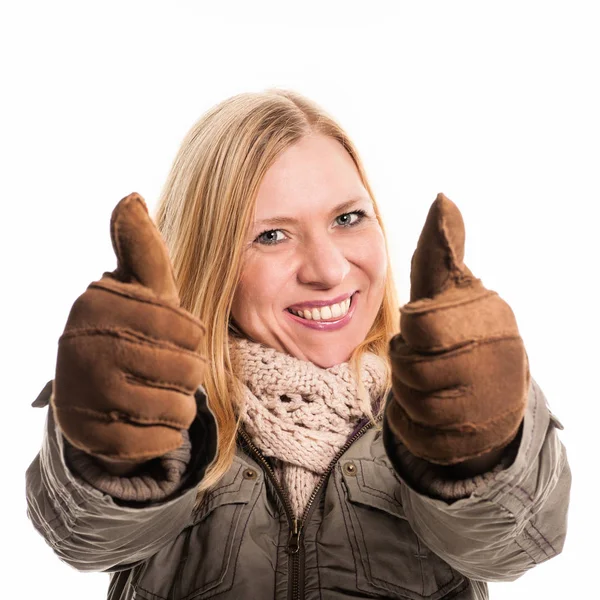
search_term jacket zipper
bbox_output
[238,414,382,600]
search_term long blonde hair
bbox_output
[153,89,400,505]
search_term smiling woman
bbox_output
[25,88,570,600]
[152,91,400,498]
[146,94,404,510]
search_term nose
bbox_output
[296,235,350,288]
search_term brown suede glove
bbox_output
[51,192,207,462]
[386,193,530,465]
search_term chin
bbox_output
[292,327,370,368]
[303,345,356,369]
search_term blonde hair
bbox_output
[153,89,400,508]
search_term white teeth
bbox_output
[289,295,353,322]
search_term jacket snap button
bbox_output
[343,461,357,476]
[243,468,257,480]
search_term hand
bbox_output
[386,193,530,465]
[51,192,207,462]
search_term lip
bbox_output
[287,291,356,311]
[285,293,358,331]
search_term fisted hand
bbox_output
[51,193,207,462]
[386,193,530,465]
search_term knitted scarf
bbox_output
[229,336,388,518]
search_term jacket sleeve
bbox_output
[382,375,571,582]
[25,380,218,573]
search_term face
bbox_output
[231,133,388,368]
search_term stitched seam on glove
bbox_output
[391,400,525,433]
[59,326,207,360]
[400,287,495,313]
[391,334,523,360]
[123,371,196,395]
[88,281,206,331]
[53,404,190,429]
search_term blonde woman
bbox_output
[26,90,570,600]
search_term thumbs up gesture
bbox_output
[52,193,207,462]
[386,193,530,465]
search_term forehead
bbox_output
[254,134,368,218]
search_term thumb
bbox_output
[109,192,179,303]
[409,192,477,302]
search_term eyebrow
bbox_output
[253,196,372,229]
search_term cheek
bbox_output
[351,229,388,290]
[231,255,289,321]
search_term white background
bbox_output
[2,1,598,598]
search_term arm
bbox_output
[25,380,218,573]
[383,376,571,581]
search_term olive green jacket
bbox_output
[25,375,570,600]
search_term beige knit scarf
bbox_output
[229,336,388,518]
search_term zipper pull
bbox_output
[288,518,301,554]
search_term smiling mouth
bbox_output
[286,294,355,322]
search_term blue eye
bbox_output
[254,209,367,246]
[336,210,367,227]
[255,229,286,246]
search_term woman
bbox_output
[26,89,570,600]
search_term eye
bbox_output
[254,229,286,246]
[335,210,367,227]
